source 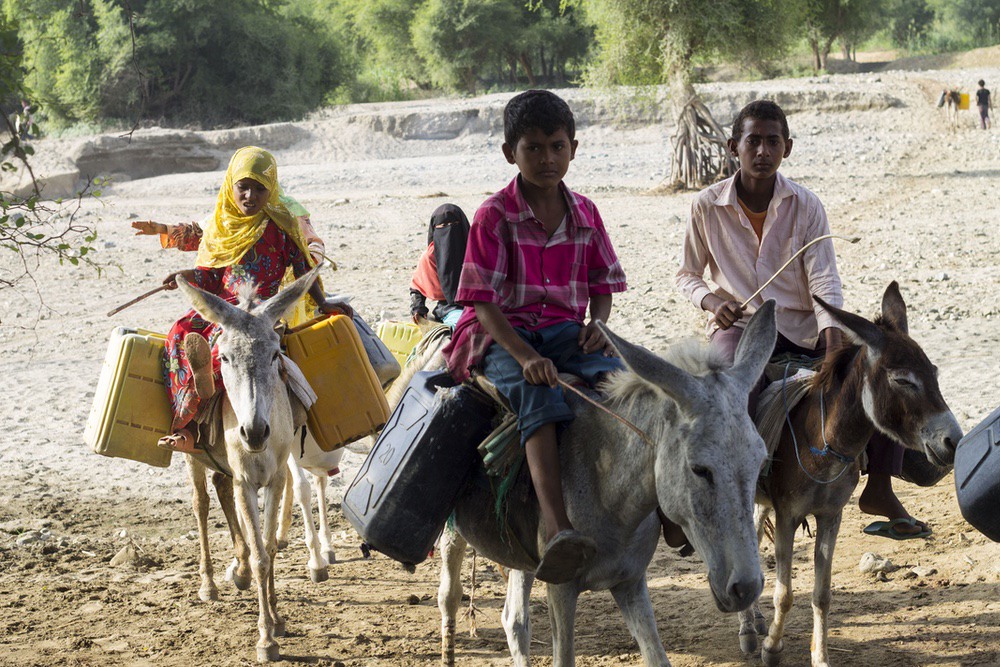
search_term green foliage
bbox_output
[579,0,795,87]
[0,13,104,294]
[5,0,353,127]
[887,0,935,48]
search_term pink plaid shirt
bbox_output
[443,176,627,381]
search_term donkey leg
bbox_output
[313,469,337,565]
[288,461,329,582]
[762,512,798,667]
[610,575,671,666]
[810,512,842,667]
[276,463,294,551]
[501,569,534,667]
[234,481,280,662]
[547,583,579,667]
[213,472,252,591]
[738,504,771,655]
[437,525,466,667]
[185,457,218,602]
[262,476,286,639]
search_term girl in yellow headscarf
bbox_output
[156,147,348,454]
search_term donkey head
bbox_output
[814,281,961,466]
[599,301,776,613]
[177,266,321,453]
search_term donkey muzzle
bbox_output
[240,421,271,452]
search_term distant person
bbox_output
[675,99,930,540]
[409,203,470,328]
[442,90,627,583]
[976,79,992,130]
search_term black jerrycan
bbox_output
[343,370,497,566]
[954,403,1000,542]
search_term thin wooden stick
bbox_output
[557,379,655,447]
[107,284,168,317]
[739,235,860,309]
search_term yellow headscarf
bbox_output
[196,146,313,269]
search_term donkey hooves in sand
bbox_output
[762,640,783,667]
[257,643,280,663]
[273,619,286,637]
[276,539,289,551]
[199,584,219,602]
[739,627,758,655]
[309,567,329,583]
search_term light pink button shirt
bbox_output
[676,171,843,349]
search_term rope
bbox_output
[782,362,853,485]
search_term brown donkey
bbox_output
[738,282,962,667]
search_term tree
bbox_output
[0,15,102,305]
[887,0,935,49]
[579,0,793,190]
[412,0,524,93]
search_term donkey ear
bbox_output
[813,294,885,352]
[596,321,704,413]
[177,278,242,329]
[260,265,322,326]
[880,281,908,334]
[728,300,777,392]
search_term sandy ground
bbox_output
[2,65,1000,666]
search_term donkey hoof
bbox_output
[273,619,287,637]
[198,585,218,602]
[277,539,289,551]
[232,571,252,591]
[762,643,783,667]
[325,550,337,565]
[256,643,280,663]
[739,629,758,655]
[309,567,329,583]
[755,617,768,636]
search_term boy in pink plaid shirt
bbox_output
[442,90,627,583]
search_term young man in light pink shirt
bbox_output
[674,100,928,540]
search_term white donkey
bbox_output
[276,440,344,582]
[439,302,778,666]
[177,266,320,663]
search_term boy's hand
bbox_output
[578,320,612,355]
[712,299,744,330]
[132,220,166,236]
[521,353,558,387]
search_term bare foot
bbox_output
[184,334,215,400]
[157,429,198,454]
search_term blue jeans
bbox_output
[482,321,623,444]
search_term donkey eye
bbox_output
[272,351,280,363]
[692,465,714,485]
[218,354,228,364]
[891,375,917,388]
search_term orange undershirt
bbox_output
[737,198,767,244]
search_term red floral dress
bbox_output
[164,220,310,431]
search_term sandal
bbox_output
[157,429,200,454]
[184,333,215,400]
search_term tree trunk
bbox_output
[519,53,537,87]
[809,38,821,71]
[665,72,736,191]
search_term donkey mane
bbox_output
[601,339,727,443]
[235,281,261,313]
[809,312,904,394]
